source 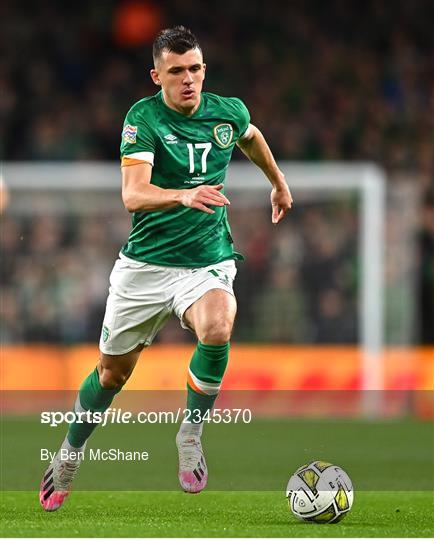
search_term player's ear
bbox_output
[150,69,161,86]
[202,63,206,79]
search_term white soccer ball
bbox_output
[286,461,354,524]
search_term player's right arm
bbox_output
[121,163,229,214]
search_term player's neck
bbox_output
[161,91,202,117]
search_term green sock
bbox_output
[186,342,230,423]
[67,367,120,448]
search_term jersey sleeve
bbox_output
[230,98,251,140]
[120,103,157,167]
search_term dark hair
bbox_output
[153,26,201,63]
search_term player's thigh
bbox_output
[100,256,172,355]
[184,288,237,343]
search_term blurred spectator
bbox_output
[314,289,356,343]
[251,265,311,342]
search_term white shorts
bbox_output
[99,254,237,355]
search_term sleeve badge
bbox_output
[122,124,138,144]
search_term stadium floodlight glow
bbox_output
[4,161,386,414]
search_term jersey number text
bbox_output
[187,142,212,174]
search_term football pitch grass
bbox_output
[1,490,433,537]
[1,416,433,536]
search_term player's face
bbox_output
[151,48,206,115]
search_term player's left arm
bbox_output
[237,124,293,224]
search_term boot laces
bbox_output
[56,458,81,490]
[178,437,203,470]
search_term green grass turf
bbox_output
[1,490,433,537]
[1,417,433,536]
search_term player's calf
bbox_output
[176,341,230,493]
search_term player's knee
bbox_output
[99,368,129,390]
[199,321,233,345]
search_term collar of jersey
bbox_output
[157,90,205,119]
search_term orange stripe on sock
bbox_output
[187,372,206,395]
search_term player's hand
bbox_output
[180,183,230,214]
[271,183,293,224]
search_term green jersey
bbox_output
[120,91,250,267]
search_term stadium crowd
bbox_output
[1,201,360,345]
[1,0,433,343]
[0,194,425,345]
[2,1,432,174]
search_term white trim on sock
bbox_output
[178,421,203,438]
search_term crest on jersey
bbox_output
[102,325,110,343]
[122,124,137,144]
[213,123,234,148]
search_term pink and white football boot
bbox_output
[39,443,85,511]
[176,433,208,493]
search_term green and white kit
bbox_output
[100,91,250,353]
[99,255,237,354]
[120,90,250,267]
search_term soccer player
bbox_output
[40,26,293,511]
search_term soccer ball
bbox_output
[286,461,354,524]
